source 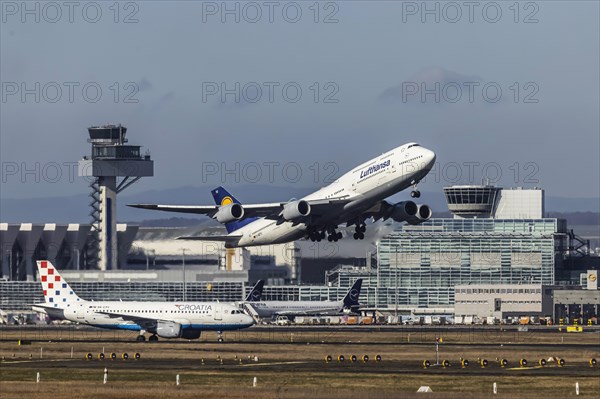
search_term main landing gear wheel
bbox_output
[327,231,343,242]
[136,335,146,342]
[148,335,158,342]
[353,224,366,240]
[308,229,325,242]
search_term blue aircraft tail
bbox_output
[211,186,257,233]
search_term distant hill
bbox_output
[1,184,598,223]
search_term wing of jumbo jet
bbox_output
[128,199,351,220]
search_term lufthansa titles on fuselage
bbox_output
[359,159,390,179]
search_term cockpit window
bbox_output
[407,144,420,149]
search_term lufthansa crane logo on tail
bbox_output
[221,196,234,206]
[251,291,261,301]
[349,289,359,301]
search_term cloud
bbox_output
[379,67,483,106]
[137,77,153,92]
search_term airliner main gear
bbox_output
[353,224,365,240]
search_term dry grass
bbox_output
[1,326,599,398]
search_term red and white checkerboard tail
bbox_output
[36,260,82,305]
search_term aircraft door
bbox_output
[214,305,222,321]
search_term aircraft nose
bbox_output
[245,314,255,326]
[423,148,436,169]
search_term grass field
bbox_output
[1,326,599,398]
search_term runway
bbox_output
[1,325,599,398]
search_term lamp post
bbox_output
[180,248,188,301]
[395,245,399,318]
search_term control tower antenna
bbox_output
[78,124,153,270]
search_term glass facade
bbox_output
[374,218,566,308]
[0,281,244,311]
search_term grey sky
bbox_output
[1,1,598,202]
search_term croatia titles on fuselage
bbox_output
[174,304,213,311]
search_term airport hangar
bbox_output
[1,126,598,324]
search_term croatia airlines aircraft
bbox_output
[129,143,435,248]
[32,261,254,342]
[241,279,363,319]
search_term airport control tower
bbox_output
[78,125,153,270]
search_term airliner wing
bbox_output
[127,204,218,215]
[97,311,160,330]
[229,199,351,219]
[128,199,351,219]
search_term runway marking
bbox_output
[1,359,80,364]
[507,366,544,370]
[240,361,310,367]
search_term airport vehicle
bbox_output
[129,143,435,247]
[242,279,363,319]
[31,261,254,342]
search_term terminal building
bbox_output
[324,186,566,313]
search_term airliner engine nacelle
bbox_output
[214,203,244,223]
[156,320,200,339]
[407,204,432,225]
[282,200,311,221]
[387,201,418,223]
[156,320,182,338]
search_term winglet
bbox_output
[36,260,82,307]
[245,280,264,301]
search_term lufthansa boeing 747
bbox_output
[129,143,436,247]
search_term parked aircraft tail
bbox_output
[341,279,362,312]
[245,280,264,301]
[35,260,82,306]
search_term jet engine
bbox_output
[156,320,182,338]
[214,203,244,223]
[156,320,200,339]
[407,204,432,225]
[282,200,311,221]
[387,201,418,222]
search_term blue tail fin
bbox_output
[211,186,257,233]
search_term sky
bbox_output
[1,1,599,204]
